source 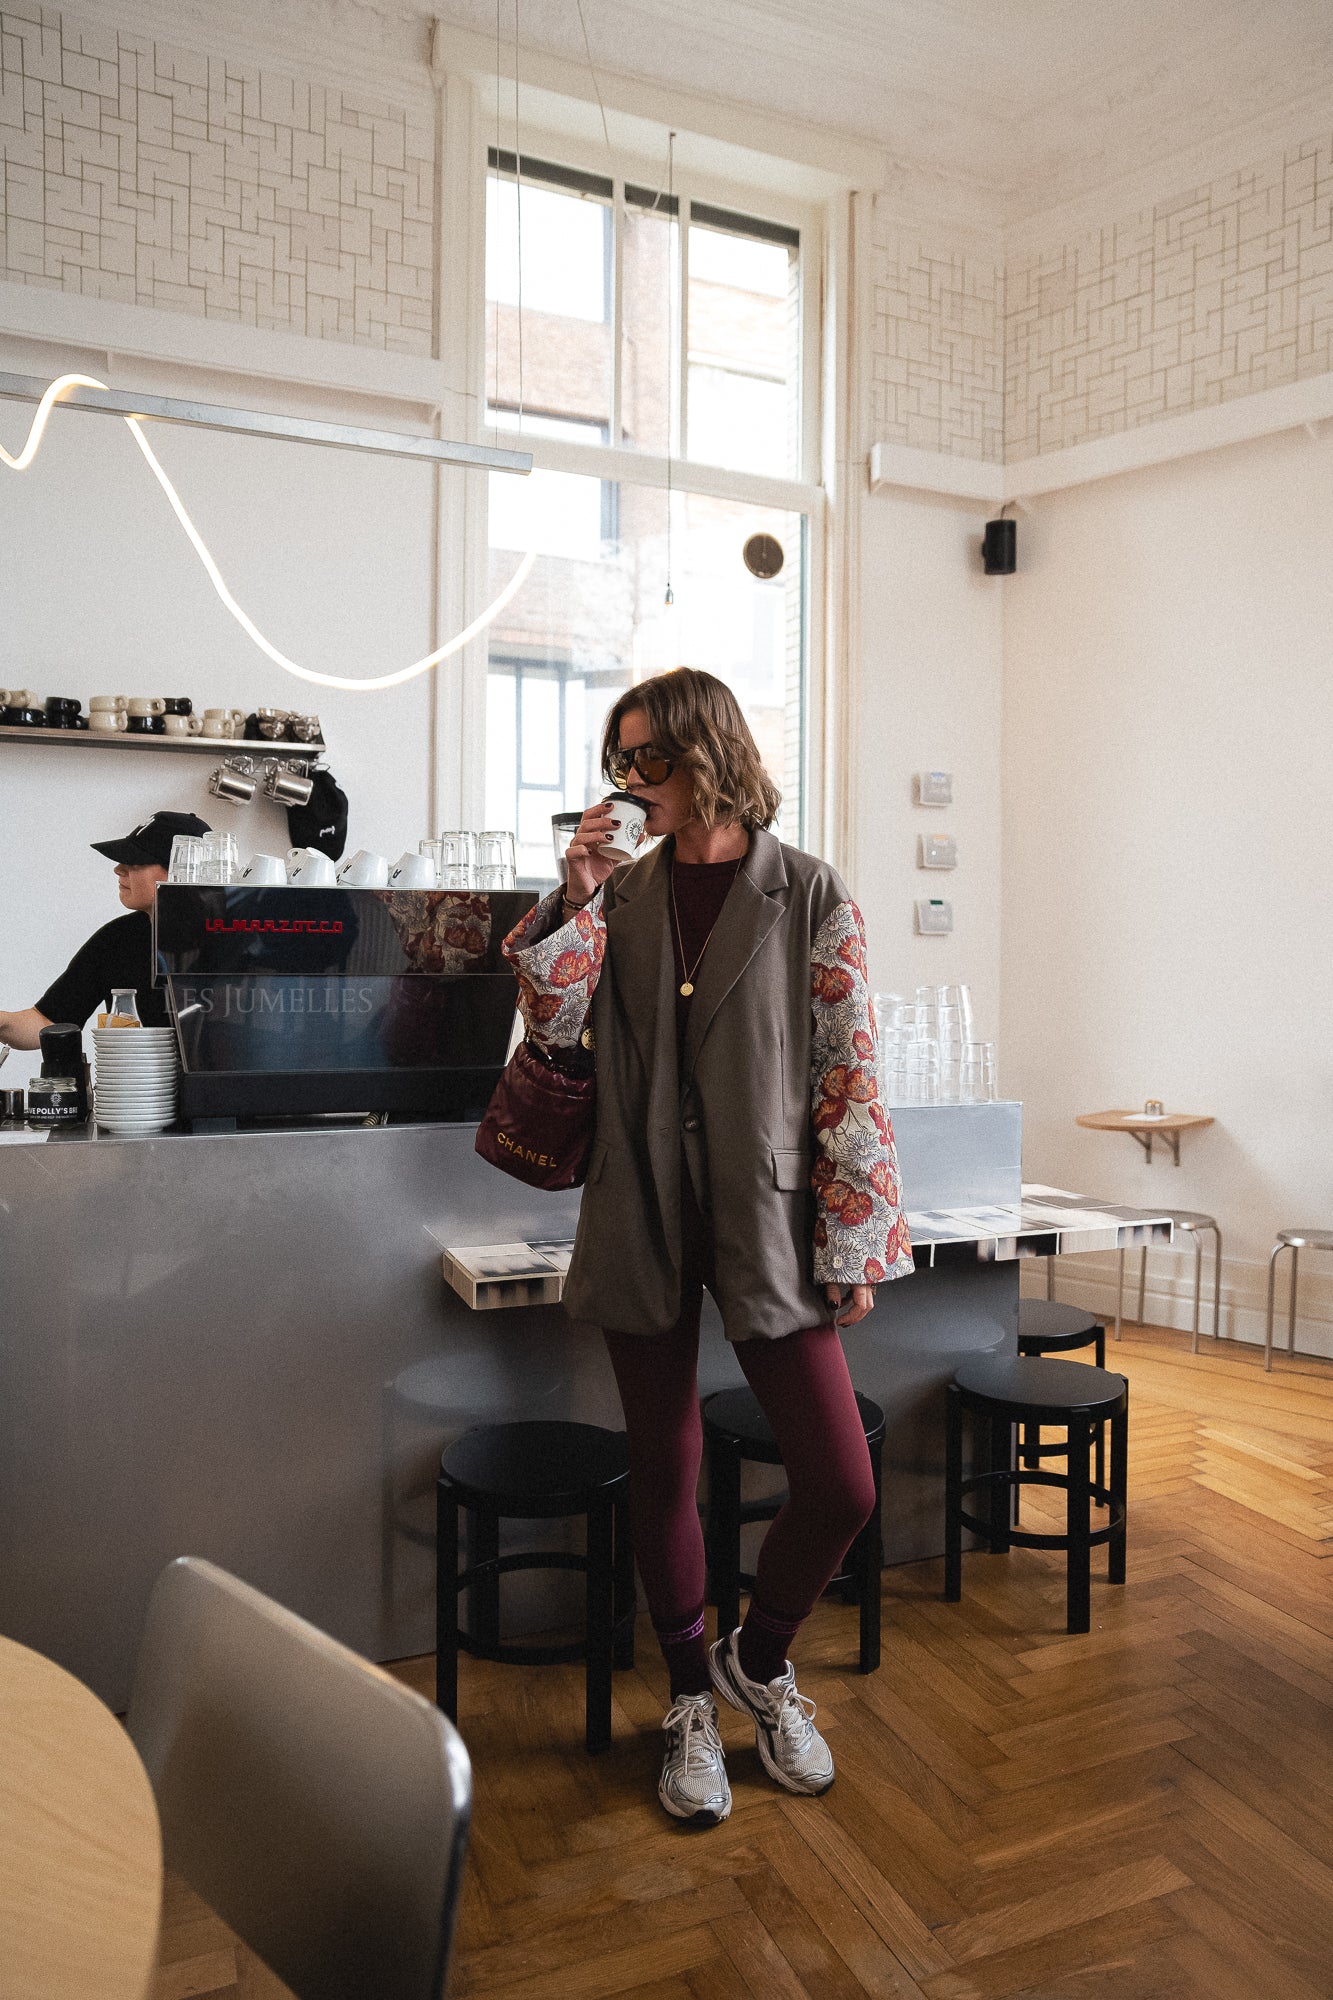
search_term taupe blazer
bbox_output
[504,828,912,1342]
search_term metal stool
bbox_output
[435,1421,635,1753]
[945,1355,1127,1635]
[702,1387,885,1674]
[1017,1300,1106,1502]
[1115,1210,1221,1348]
[1265,1229,1333,1372]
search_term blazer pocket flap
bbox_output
[771,1148,812,1192]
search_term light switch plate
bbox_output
[914,898,954,934]
[914,771,953,806]
[918,834,957,869]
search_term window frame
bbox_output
[454,111,828,860]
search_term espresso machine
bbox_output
[152,885,536,1130]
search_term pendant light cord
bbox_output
[664,128,676,609]
[492,1,525,436]
[513,0,524,432]
[573,5,678,616]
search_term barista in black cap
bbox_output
[0,810,210,1048]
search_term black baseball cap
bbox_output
[91,811,212,869]
[284,767,348,862]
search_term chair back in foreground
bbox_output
[127,1556,471,2000]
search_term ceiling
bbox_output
[421,0,1333,225]
[111,0,1333,229]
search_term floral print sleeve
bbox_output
[501,888,607,1053]
[810,900,913,1287]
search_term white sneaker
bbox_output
[658,1692,732,1826]
[709,1628,835,1796]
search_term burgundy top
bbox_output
[671,852,744,1054]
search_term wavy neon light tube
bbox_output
[1,373,536,693]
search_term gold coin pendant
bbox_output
[679,980,694,997]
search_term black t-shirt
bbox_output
[35,911,168,1028]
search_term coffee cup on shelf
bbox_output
[44,696,81,726]
[162,713,203,736]
[201,708,241,738]
[286,847,338,886]
[3,688,38,709]
[240,853,288,886]
[161,697,193,716]
[600,790,649,860]
[89,709,127,733]
[90,695,127,713]
[126,697,165,735]
[336,849,390,888]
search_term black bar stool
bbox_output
[702,1387,885,1674]
[435,1421,635,1754]
[1017,1299,1107,1500]
[944,1355,1127,1635]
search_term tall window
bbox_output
[483,148,815,885]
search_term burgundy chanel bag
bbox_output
[474,1041,596,1190]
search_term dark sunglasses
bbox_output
[607,744,676,788]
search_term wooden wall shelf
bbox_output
[1075,1109,1214,1166]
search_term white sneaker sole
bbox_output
[657,1786,732,1827]
[709,1641,835,1797]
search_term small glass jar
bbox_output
[107,987,142,1027]
[25,1074,83,1124]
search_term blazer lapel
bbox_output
[603,840,673,1076]
[681,828,789,1086]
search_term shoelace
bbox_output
[664,1695,721,1769]
[770,1679,819,1751]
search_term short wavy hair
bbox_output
[600,668,781,831]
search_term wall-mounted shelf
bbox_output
[1075,1109,1214,1167]
[0,726,324,759]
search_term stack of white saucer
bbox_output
[92,1027,179,1134]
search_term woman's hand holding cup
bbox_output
[564,800,624,907]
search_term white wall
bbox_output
[854,487,1005,1047]
[0,334,440,1089]
[1002,425,1333,1353]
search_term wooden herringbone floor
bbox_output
[154,1327,1333,2000]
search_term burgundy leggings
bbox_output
[603,1188,876,1637]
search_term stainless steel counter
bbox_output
[0,1105,1019,1706]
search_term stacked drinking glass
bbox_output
[417,831,517,889]
[873,985,996,1106]
[92,1026,179,1134]
[168,831,240,884]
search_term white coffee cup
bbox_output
[90,694,127,712]
[601,789,650,861]
[389,850,438,889]
[336,849,390,888]
[286,846,337,886]
[162,713,203,736]
[90,710,128,733]
[202,707,244,738]
[127,696,166,717]
[4,687,38,708]
[240,853,288,885]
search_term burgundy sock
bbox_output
[737,1597,805,1686]
[657,1605,711,1700]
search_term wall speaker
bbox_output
[982,517,1016,574]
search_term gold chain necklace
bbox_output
[669,862,739,998]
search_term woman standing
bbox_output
[504,668,911,1827]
